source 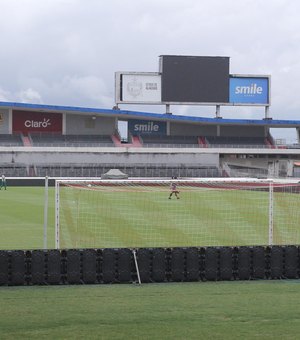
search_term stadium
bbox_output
[1,56,300,180]
[2,55,300,338]
[1,101,300,178]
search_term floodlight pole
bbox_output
[43,176,49,249]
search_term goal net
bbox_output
[55,178,300,249]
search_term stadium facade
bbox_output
[0,100,300,178]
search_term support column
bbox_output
[264,106,271,119]
[215,105,221,118]
[296,128,300,143]
[166,104,171,114]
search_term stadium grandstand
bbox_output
[0,101,300,179]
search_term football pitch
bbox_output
[0,186,56,250]
[1,281,300,339]
[59,183,300,248]
[1,185,300,249]
[60,185,270,248]
[1,187,300,339]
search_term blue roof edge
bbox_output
[0,100,299,126]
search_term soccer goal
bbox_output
[55,178,300,249]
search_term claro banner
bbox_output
[13,110,62,134]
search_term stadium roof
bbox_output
[0,100,300,128]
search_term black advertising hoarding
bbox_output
[160,55,230,103]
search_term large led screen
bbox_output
[160,55,230,103]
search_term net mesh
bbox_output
[55,179,300,249]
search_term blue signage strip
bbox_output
[229,77,269,104]
[128,119,166,135]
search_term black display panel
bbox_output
[160,55,229,103]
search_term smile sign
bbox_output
[229,77,269,105]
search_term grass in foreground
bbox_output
[1,281,300,339]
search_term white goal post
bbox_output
[55,178,300,249]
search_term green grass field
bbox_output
[1,185,300,249]
[1,281,300,339]
[59,184,300,248]
[0,187,55,250]
[1,186,300,339]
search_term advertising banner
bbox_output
[229,77,269,105]
[13,110,62,133]
[117,73,162,103]
[128,119,166,135]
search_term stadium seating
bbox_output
[293,167,300,177]
[139,135,199,148]
[0,131,284,178]
[35,164,221,178]
[203,136,269,148]
[29,133,114,147]
[0,134,23,146]
[133,135,272,149]
[0,166,27,177]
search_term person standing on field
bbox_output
[169,181,180,199]
[0,175,7,190]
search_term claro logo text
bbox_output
[24,118,52,128]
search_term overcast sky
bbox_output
[0,0,299,139]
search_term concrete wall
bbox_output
[0,149,219,166]
[222,157,271,169]
[65,115,116,135]
[0,109,10,134]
